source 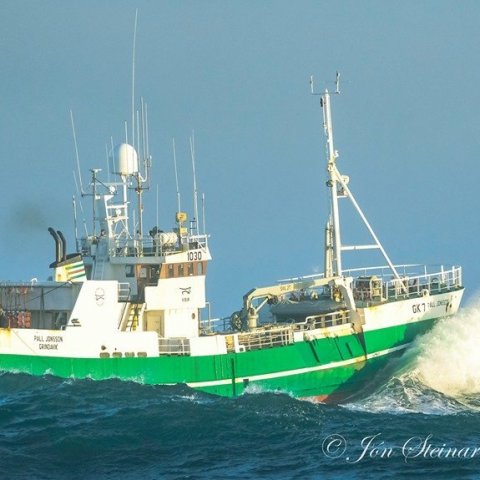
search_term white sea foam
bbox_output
[347,295,480,414]
[413,295,480,397]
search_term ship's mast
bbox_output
[322,87,343,276]
[90,168,101,238]
[313,74,404,284]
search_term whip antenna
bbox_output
[190,131,199,234]
[172,138,181,213]
[131,9,138,149]
[70,110,85,195]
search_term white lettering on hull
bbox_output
[33,334,64,351]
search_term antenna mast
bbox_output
[202,193,206,235]
[190,132,199,234]
[311,72,403,282]
[131,9,138,151]
[311,74,343,275]
[156,184,159,228]
[90,169,101,237]
[72,196,79,252]
[70,110,85,195]
[172,138,181,213]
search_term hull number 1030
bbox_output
[187,251,202,261]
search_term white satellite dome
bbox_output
[114,143,138,176]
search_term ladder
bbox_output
[93,241,108,280]
[93,256,105,280]
[125,303,145,331]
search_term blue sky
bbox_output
[1,1,479,317]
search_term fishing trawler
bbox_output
[0,77,464,403]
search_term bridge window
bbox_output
[178,264,185,277]
[159,262,206,278]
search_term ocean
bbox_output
[1,303,480,479]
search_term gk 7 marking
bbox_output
[412,303,426,314]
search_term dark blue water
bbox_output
[1,307,480,479]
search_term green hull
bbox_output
[0,317,436,402]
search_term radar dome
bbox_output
[114,143,138,176]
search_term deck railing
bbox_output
[117,283,131,302]
[158,338,191,356]
[237,327,294,352]
[108,234,209,258]
[351,265,462,303]
[199,317,231,334]
[294,310,351,330]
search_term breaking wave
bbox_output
[349,296,480,415]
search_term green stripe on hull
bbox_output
[0,317,438,401]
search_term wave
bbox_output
[349,297,480,415]
[0,374,333,479]
[414,296,480,397]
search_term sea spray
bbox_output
[414,297,480,397]
[347,299,480,415]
